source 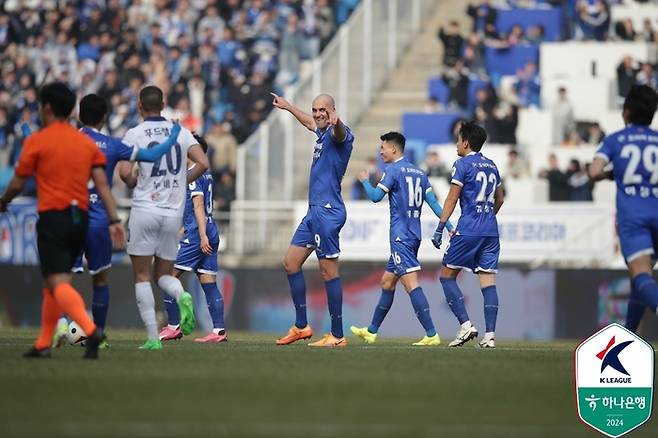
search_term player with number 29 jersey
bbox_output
[596,124,658,262]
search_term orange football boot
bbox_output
[276,325,313,345]
[308,333,347,347]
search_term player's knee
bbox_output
[283,257,300,275]
[380,276,395,290]
[319,264,338,281]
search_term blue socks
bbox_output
[368,289,395,334]
[91,285,109,329]
[631,273,658,313]
[201,282,225,330]
[287,271,308,329]
[481,285,499,333]
[625,294,646,333]
[164,292,180,326]
[325,277,343,338]
[440,277,470,324]
[408,287,436,337]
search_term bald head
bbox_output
[311,94,335,129]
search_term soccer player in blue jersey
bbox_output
[69,93,180,344]
[432,121,504,348]
[159,134,227,343]
[589,85,658,332]
[349,132,454,346]
[271,92,353,347]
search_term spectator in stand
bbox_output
[473,86,497,136]
[576,0,609,41]
[552,86,575,145]
[514,61,541,108]
[207,121,238,176]
[462,34,487,77]
[423,150,451,182]
[214,171,236,223]
[617,55,638,100]
[506,24,526,46]
[567,159,593,201]
[539,154,569,201]
[585,122,605,146]
[614,18,636,41]
[442,60,470,111]
[563,128,583,147]
[491,102,519,145]
[467,0,497,34]
[438,21,464,67]
[636,62,658,90]
[506,150,529,179]
[640,18,655,43]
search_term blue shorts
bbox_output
[618,214,658,263]
[443,234,500,273]
[174,233,220,275]
[291,205,346,259]
[72,226,112,275]
[386,239,421,276]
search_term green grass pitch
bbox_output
[0,328,656,438]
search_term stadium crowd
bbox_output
[0,0,360,206]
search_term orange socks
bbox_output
[53,283,96,335]
[34,288,61,350]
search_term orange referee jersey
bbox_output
[15,121,106,212]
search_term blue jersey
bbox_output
[182,171,218,241]
[451,152,501,237]
[308,125,354,209]
[81,127,137,227]
[596,125,658,221]
[378,158,432,242]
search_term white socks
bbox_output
[135,282,158,341]
[158,275,184,302]
[484,331,495,340]
[461,321,472,330]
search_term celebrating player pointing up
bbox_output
[272,92,354,347]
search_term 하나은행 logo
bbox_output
[575,323,654,437]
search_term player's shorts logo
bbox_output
[575,323,654,437]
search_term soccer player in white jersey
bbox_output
[117,86,209,350]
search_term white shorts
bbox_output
[127,211,182,260]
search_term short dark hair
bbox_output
[624,85,658,126]
[39,82,76,119]
[458,120,487,152]
[79,93,108,126]
[192,133,208,153]
[139,85,164,112]
[380,131,406,151]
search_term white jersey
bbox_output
[122,117,198,217]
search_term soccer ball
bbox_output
[66,321,87,346]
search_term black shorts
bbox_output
[37,208,89,278]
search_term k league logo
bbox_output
[575,323,654,437]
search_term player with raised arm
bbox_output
[59,94,180,347]
[159,134,227,343]
[349,132,454,346]
[433,121,504,348]
[589,85,658,332]
[271,92,354,347]
[117,86,209,350]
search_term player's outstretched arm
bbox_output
[133,123,181,162]
[191,194,212,255]
[186,144,209,183]
[424,190,454,232]
[493,185,505,214]
[271,92,316,132]
[91,166,126,248]
[329,109,347,143]
[358,169,385,202]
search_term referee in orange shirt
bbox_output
[0,82,125,359]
